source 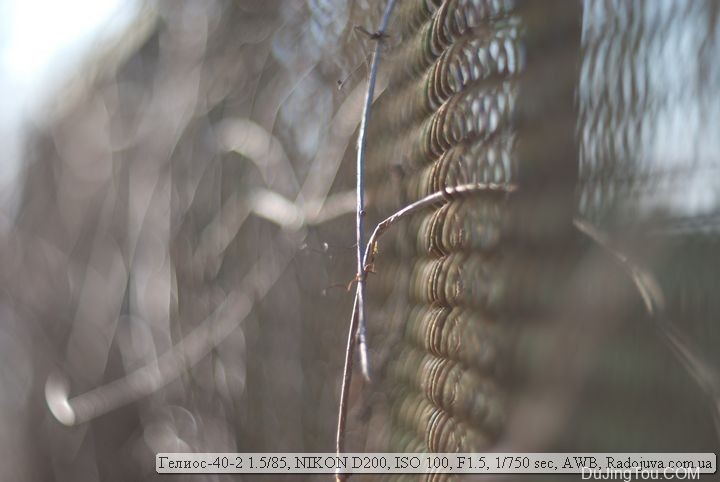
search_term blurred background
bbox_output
[0,0,718,481]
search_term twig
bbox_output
[335,182,515,478]
[336,2,398,476]
[335,290,360,481]
[355,0,398,386]
[358,183,516,359]
[574,218,720,433]
[364,183,517,272]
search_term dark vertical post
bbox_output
[515,0,583,243]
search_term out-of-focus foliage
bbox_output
[0,0,718,481]
[2,1,381,480]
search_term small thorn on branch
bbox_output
[354,25,390,41]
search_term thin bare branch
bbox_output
[335,181,515,477]
[364,183,517,272]
[357,182,517,370]
[337,2,398,474]
[335,290,360,481]
[354,0,398,385]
